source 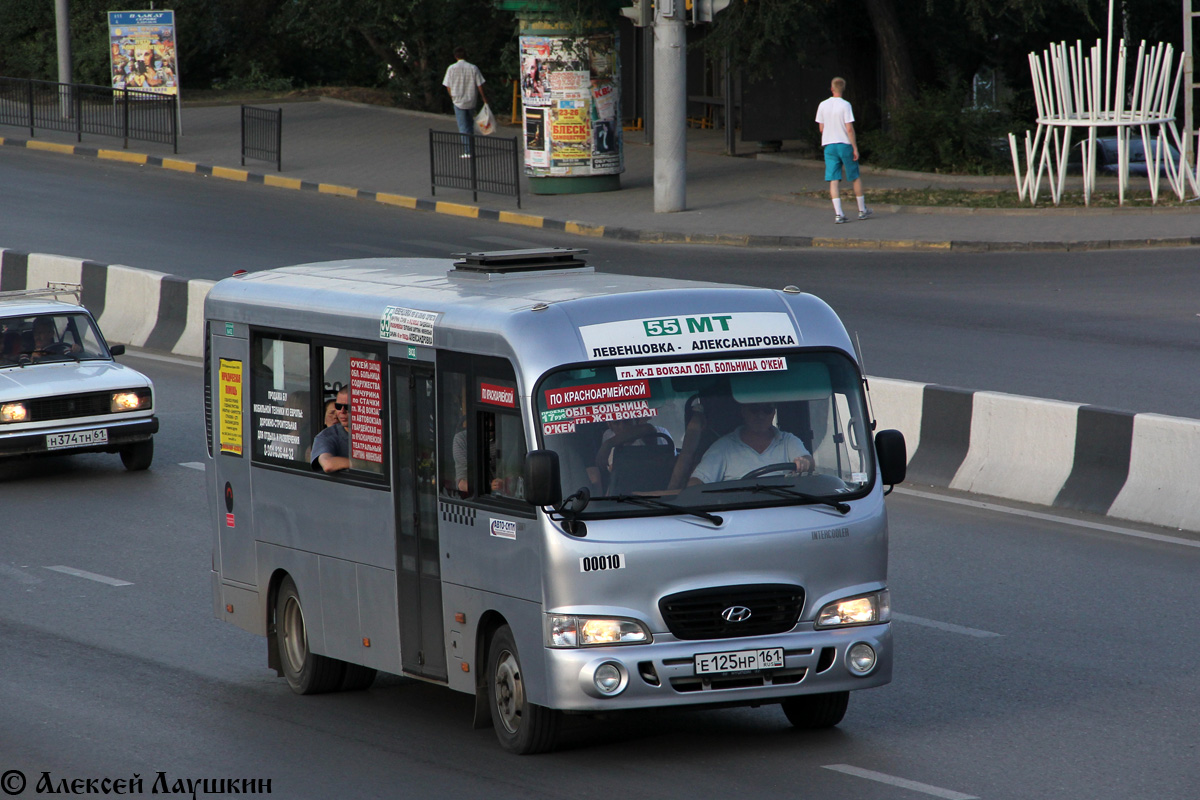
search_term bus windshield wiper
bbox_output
[702,484,850,514]
[596,494,723,526]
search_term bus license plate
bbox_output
[694,647,785,676]
[46,429,108,451]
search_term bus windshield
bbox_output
[535,351,875,515]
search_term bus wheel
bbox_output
[276,576,345,694]
[120,439,153,471]
[781,691,849,729]
[339,663,377,691]
[487,624,561,754]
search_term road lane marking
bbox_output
[823,765,979,800]
[892,612,1002,638]
[895,487,1200,549]
[0,564,42,586]
[179,462,205,471]
[45,566,132,587]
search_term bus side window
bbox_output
[440,370,470,497]
[249,334,313,468]
[481,410,526,500]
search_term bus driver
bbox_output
[687,401,813,485]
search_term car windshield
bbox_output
[535,351,875,516]
[0,313,110,366]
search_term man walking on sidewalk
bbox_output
[443,47,488,158]
[816,77,871,224]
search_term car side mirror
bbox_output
[874,429,907,489]
[524,450,562,507]
[110,344,126,357]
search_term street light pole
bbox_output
[653,2,687,212]
[55,0,74,86]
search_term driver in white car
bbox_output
[688,401,813,486]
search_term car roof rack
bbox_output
[451,248,589,273]
[0,283,82,303]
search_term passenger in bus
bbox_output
[587,415,673,494]
[687,401,813,485]
[321,397,339,430]
[311,388,351,472]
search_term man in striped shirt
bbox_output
[443,47,489,157]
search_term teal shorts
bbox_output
[824,143,859,182]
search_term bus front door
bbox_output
[392,363,446,681]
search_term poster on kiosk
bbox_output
[520,34,623,178]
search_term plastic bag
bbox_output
[473,103,496,136]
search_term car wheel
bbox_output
[781,691,849,729]
[488,624,561,754]
[120,439,154,471]
[275,575,345,694]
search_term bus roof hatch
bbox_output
[452,248,589,274]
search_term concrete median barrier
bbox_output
[3,247,1197,533]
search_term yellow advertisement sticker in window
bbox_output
[219,358,243,456]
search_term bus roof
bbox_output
[204,255,855,378]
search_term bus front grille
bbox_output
[658,584,804,640]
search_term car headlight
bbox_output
[1,402,28,423]
[547,615,651,648]
[815,590,890,629]
[111,390,150,412]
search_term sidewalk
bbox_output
[3,96,1198,251]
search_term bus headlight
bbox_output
[547,615,651,647]
[1,403,28,423]
[815,590,890,629]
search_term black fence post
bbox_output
[74,83,82,143]
[27,78,34,138]
[429,130,437,197]
[122,88,130,149]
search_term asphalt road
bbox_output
[2,146,1199,418]
[2,354,1199,799]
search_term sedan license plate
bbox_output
[694,647,785,676]
[45,429,108,451]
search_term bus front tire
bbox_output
[276,575,345,695]
[487,624,561,754]
[781,691,849,729]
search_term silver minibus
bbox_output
[204,248,907,753]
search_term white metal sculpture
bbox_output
[1009,0,1200,205]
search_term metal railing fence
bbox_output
[241,105,282,171]
[0,77,177,152]
[429,130,521,207]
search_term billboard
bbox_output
[108,10,179,96]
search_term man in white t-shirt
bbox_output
[688,402,812,485]
[443,47,488,157]
[815,77,871,224]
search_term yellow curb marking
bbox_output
[212,166,250,181]
[97,149,148,164]
[264,174,303,190]
[162,159,197,173]
[435,202,480,218]
[318,184,357,197]
[27,141,79,155]
[376,193,418,209]
[565,221,604,237]
[497,211,545,227]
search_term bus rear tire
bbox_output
[488,624,561,754]
[781,691,849,729]
[340,663,377,691]
[120,439,153,471]
[276,575,345,694]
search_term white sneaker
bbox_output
[858,207,873,220]
[834,214,848,224]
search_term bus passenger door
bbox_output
[392,363,446,681]
[210,325,256,588]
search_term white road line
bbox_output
[895,487,1200,549]
[45,566,133,587]
[179,462,205,471]
[0,564,42,586]
[892,612,1002,638]
[823,764,979,800]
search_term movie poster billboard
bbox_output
[520,34,623,177]
[108,10,179,96]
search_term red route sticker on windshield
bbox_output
[543,380,650,409]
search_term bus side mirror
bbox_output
[524,450,562,507]
[875,429,907,488]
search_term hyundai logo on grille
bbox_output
[720,605,753,623]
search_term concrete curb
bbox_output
[4,248,1197,533]
[4,133,1198,254]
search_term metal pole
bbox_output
[653,6,686,212]
[55,0,73,123]
[1185,0,1195,171]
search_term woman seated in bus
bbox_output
[311,388,351,473]
[687,401,813,486]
